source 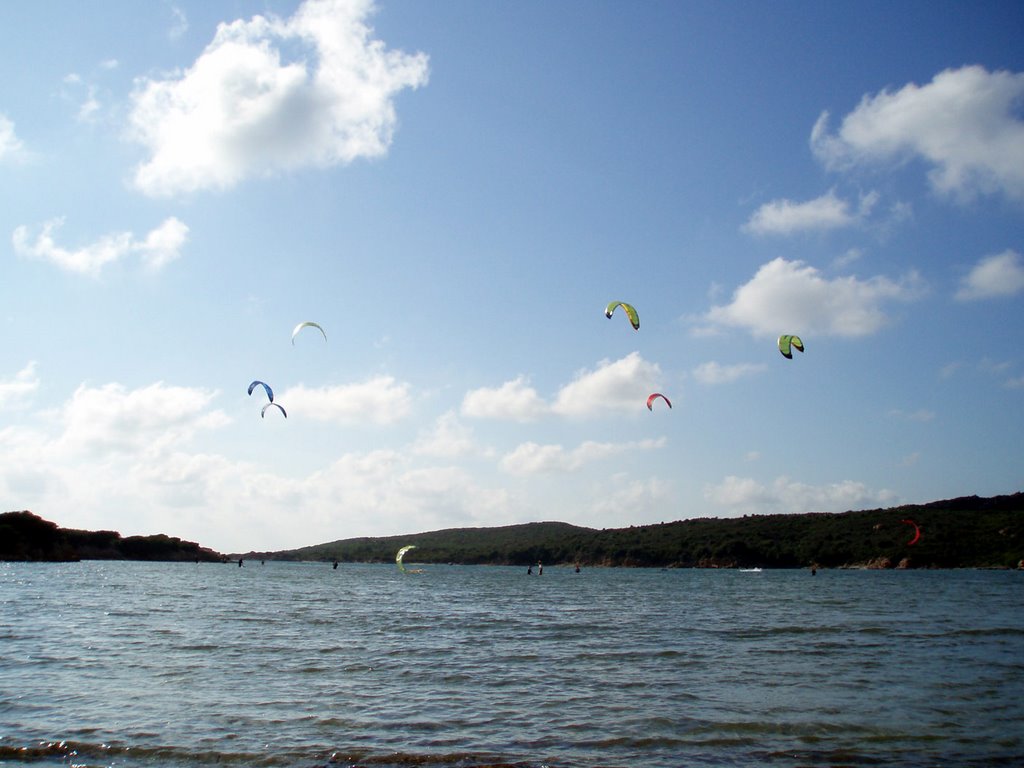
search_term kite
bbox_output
[396,545,416,573]
[605,301,639,331]
[778,334,804,359]
[247,380,274,402]
[646,393,671,410]
[901,519,921,546]
[292,321,327,345]
[261,402,287,419]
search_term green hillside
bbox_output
[242,493,1024,569]
[5,494,1021,567]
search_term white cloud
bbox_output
[955,249,1024,301]
[462,376,548,421]
[463,353,664,421]
[128,0,430,196]
[898,452,921,468]
[0,377,524,551]
[551,352,663,417]
[412,410,483,458]
[692,361,766,385]
[53,381,229,458]
[168,4,188,39]
[12,217,189,275]
[282,376,412,425]
[304,451,511,538]
[500,438,665,476]
[704,475,897,516]
[0,114,26,162]
[811,65,1024,202]
[77,87,102,122]
[0,362,40,408]
[744,190,878,235]
[588,475,673,522]
[138,217,190,269]
[704,257,923,338]
[939,361,962,379]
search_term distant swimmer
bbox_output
[333,560,339,570]
[238,558,244,567]
[575,564,580,573]
[538,562,543,576]
[527,565,532,575]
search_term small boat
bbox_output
[739,567,762,573]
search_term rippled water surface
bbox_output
[2,561,1022,767]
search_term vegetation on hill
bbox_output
[243,494,1024,569]
[5,493,1021,568]
[0,511,223,562]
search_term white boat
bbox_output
[739,567,762,573]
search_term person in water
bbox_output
[527,565,532,575]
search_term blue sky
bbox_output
[1,0,1022,553]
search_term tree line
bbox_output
[0,511,222,562]
[4,493,1021,568]
[245,493,1023,569]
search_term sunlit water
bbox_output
[2,561,1022,767]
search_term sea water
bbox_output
[1,561,1022,767]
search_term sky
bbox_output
[1,0,1022,553]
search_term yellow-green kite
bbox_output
[778,334,804,359]
[605,301,639,330]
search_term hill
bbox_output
[5,494,1022,568]
[0,511,223,562]
[241,493,1024,569]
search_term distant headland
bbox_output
[4,493,1022,569]
[0,511,222,563]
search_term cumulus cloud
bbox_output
[12,217,189,275]
[462,376,548,421]
[53,381,229,458]
[704,257,923,338]
[412,410,483,458]
[704,475,897,516]
[588,475,673,522]
[0,114,26,162]
[282,376,412,425]
[811,65,1024,202]
[551,352,663,417]
[955,249,1024,301]
[463,353,664,421]
[500,438,665,476]
[0,362,40,408]
[0,376,524,551]
[744,190,878,235]
[692,361,766,385]
[128,0,429,196]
